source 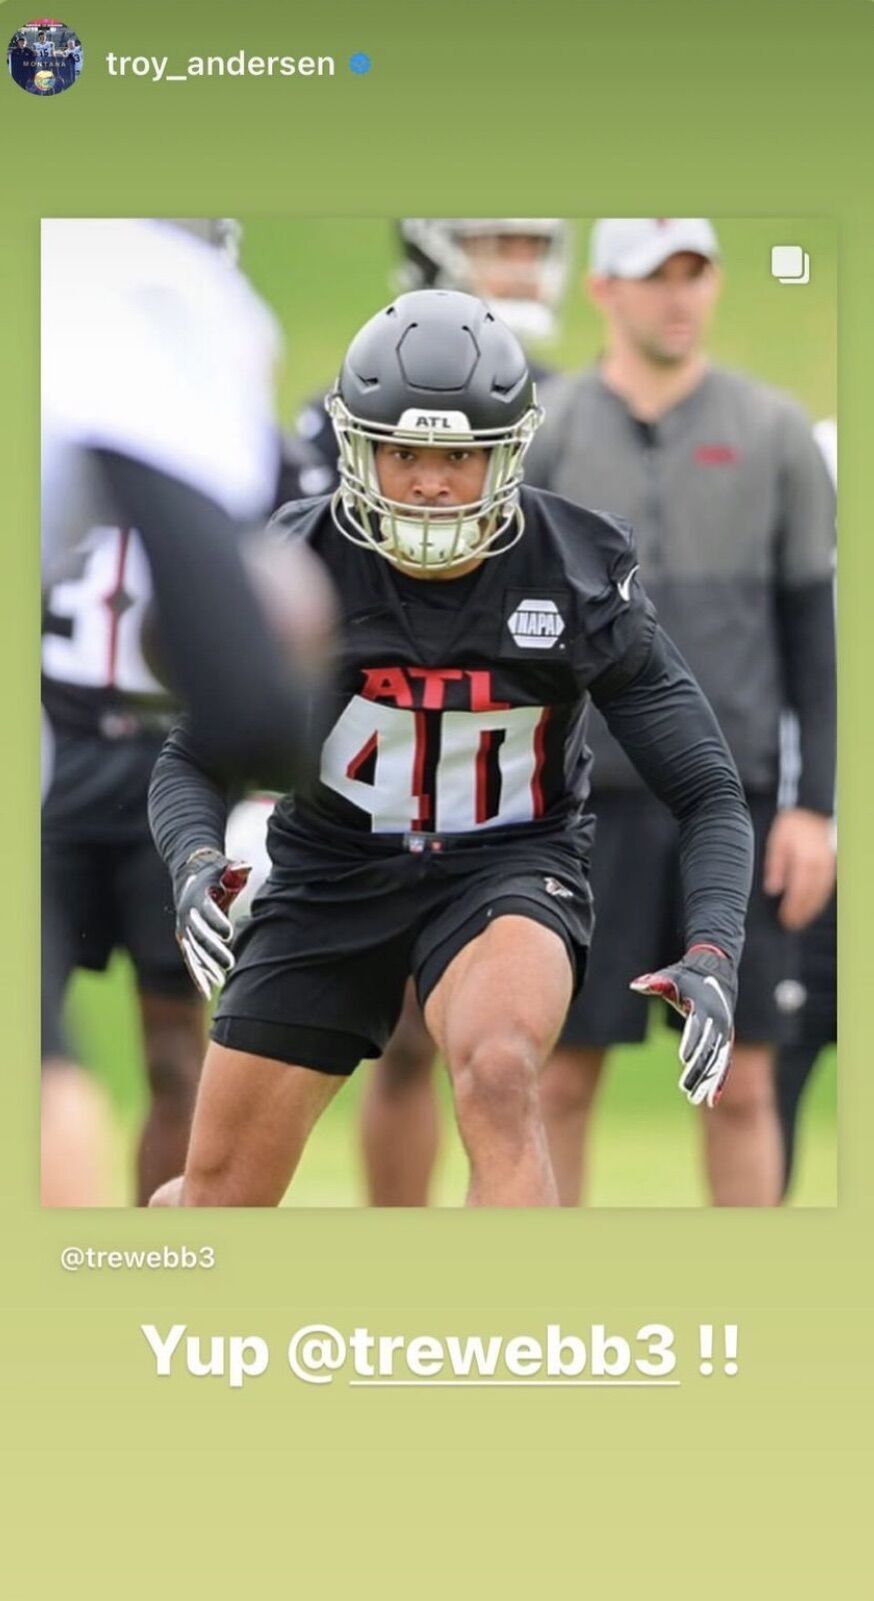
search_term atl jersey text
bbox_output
[270,487,652,838]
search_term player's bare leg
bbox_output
[424,916,572,1206]
[538,1045,607,1205]
[361,981,440,1206]
[149,1041,343,1206]
[701,1043,782,1206]
[135,991,205,1206]
[41,1062,118,1207]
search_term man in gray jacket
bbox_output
[525,218,836,1206]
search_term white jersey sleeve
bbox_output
[813,417,837,488]
[42,219,281,563]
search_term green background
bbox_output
[1,2,867,1598]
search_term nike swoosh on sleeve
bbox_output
[616,565,640,603]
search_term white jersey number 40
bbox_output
[320,696,549,833]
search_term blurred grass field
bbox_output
[66,217,837,1206]
[240,216,837,427]
[69,953,836,1207]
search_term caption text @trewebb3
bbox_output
[138,1321,741,1387]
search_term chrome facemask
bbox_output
[326,397,543,573]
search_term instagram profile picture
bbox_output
[7,18,83,96]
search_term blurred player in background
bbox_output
[524,218,836,1207]
[41,217,333,1205]
[148,289,752,1210]
[42,217,312,769]
[395,219,570,350]
[776,417,837,1197]
[42,528,204,1205]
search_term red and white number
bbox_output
[42,526,161,693]
[320,696,549,833]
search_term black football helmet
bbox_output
[326,290,543,572]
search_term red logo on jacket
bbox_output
[694,444,739,466]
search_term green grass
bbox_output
[64,218,837,1207]
[68,957,836,1207]
[287,1042,837,1208]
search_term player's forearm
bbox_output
[94,448,313,786]
[672,788,753,964]
[776,579,836,816]
[593,626,753,965]
[148,722,230,885]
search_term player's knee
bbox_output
[373,1030,435,1094]
[144,1026,202,1106]
[713,1054,777,1121]
[182,1149,246,1206]
[539,1048,602,1120]
[147,1060,198,1113]
[182,1133,284,1206]
[452,1033,541,1136]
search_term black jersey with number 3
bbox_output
[269,487,652,843]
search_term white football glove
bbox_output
[630,944,737,1108]
[174,849,251,1001]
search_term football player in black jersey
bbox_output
[42,528,207,1205]
[148,290,753,1208]
[277,220,572,1201]
[358,220,572,1204]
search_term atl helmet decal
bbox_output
[506,598,566,650]
[397,409,473,435]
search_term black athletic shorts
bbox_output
[42,724,188,1001]
[786,890,836,1048]
[560,790,799,1048]
[41,835,188,997]
[211,830,594,1074]
[42,892,70,1061]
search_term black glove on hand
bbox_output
[174,849,251,1001]
[630,944,738,1108]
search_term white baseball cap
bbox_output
[590,218,720,278]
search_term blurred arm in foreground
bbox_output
[42,217,335,786]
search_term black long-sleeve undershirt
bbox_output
[775,578,836,816]
[592,625,753,965]
[148,720,231,888]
